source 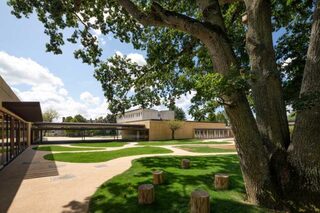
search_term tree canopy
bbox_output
[7,0,313,114]
[170,106,186,121]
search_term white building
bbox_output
[117,108,175,123]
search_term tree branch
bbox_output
[117,0,225,42]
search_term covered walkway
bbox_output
[31,122,149,143]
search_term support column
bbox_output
[10,118,14,158]
[27,123,32,146]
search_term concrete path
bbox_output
[0,143,236,213]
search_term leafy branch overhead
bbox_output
[8,0,313,114]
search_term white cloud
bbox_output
[0,51,63,87]
[127,53,147,66]
[114,51,146,66]
[0,51,109,121]
[80,91,101,106]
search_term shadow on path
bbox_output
[0,147,59,212]
[62,196,91,213]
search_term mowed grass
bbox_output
[44,147,172,163]
[176,145,236,153]
[138,139,232,146]
[70,142,128,147]
[33,145,104,152]
[89,155,268,213]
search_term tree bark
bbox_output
[214,173,229,190]
[138,184,155,204]
[244,0,290,150]
[190,190,210,213]
[181,159,191,169]
[153,170,165,185]
[171,129,174,139]
[224,92,278,207]
[289,0,320,196]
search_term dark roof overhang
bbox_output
[2,101,43,122]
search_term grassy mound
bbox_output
[89,155,267,213]
[70,142,128,147]
[176,145,236,153]
[33,145,103,152]
[138,140,232,146]
[44,147,172,163]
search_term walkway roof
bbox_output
[2,101,43,122]
[32,122,147,130]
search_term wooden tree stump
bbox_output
[153,170,165,185]
[138,184,155,204]
[190,189,210,213]
[214,173,229,190]
[181,159,190,169]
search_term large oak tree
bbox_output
[8,0,320,210]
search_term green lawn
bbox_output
[33,146,104,152]
[44,147,172,163]
[176,145,236,153]
[89,155,268,213]
[138,139,232,146]
[70,142,128,147]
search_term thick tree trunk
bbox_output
[289,0,320,201]
[224,92,279,207]
[196,0,280,206]
[244,0,290,150]
[171,130,174,139]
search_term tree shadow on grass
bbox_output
[89,155,266,213]
[90,181,264,213]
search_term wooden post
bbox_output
[190,189,210,213]
[138,184,155,204]
[181,159,190,169]
[214,173,229,190]
[153,170,165,185]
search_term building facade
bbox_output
[120,115,233,141]
[0,76,39,170]
[117,108,174,123]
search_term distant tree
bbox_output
[167,120,184,140]
[106,114,117,123]
[64,114,86,136]
[73,114,87,122]
[172,107,186,121]
[42,109,59,122]
[64,116,73,122]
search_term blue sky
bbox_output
[0,2,285,120]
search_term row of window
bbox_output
[0,110,28,170]
[119,112,142,120]
[194,129,233,139]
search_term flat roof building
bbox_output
[117,108,174,123]
[118,108,233,141]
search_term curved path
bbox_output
[0,143,236,213]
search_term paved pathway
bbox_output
[0,142,236,213]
